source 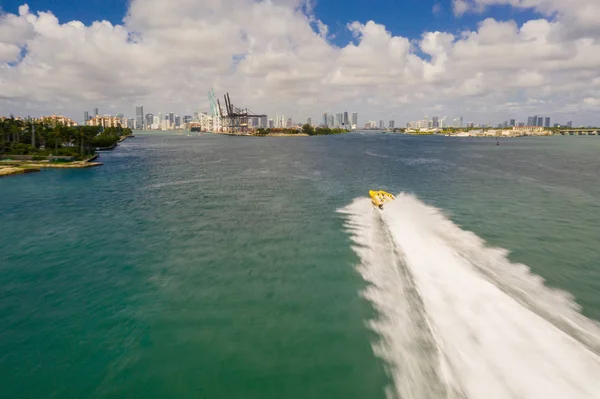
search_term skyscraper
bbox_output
[307,117,312,125]
[323,113,328,127]
[379,120,384,129]
[389,120,395,128]
[537,116,544,127]
[527,116,536,126]
[343,111,349,126]
[136,106,144,130]
[146,113,154,128]
[566,121,573,128]
[352,112,358,128]
[94,108,99,117]
[510,119,516,127]
[544,117,550,128]
[328,114,334,127]
[432,116,439,128]
[169,112,174,127]
[334,114,340,127]
[84,111,89,123]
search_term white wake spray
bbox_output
[339,194,600,399]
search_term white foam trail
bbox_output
[339,194,600,399]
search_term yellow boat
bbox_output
[369,190,395,209]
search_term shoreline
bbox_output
[0,156,103,178]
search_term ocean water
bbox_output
[1,132,600,398]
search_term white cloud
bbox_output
[0,0,600,125]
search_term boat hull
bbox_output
[369,190,395,208]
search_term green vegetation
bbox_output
[255,127,301,136]
[1,117,132,159]
[303,124,348,135]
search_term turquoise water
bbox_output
[1,133,600,398]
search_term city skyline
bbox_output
[1,1,600,125]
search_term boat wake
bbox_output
[338,193,600,399]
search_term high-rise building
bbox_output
[328,114,334,127]
[169,112,174,127]
[260,116,268,128]
[389,120,395,128]
[175,115,181,127]
[334,114,340,127]
[527,116,536,126]
[323,113,328,127]
[268,119,274,128]
[136,106,144,129]
[307,117,312,125]
[145,113,153,128]
[94,108,99,117]
[537,116,544,127]
[379,120,384,129]
[544,117,550,128]
[432,116,439,128]
[352,112,358,128]
[509,119,516,127]
[84,111,89,123]
[566,121,573,128]
[343,111,349,126]
[287,118,292,128]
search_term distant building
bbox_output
[510,119,516,127]
[527,116,536,126]
[328,114,334,127]
[379,120,384,129]
[352,112,358,128]
[518,122,525,127]
[84,111,89,123]
[136,106,144,129]
[389,120,395,128]
[94,108,99,117]
[466,122,475,128]
[88,115,121,128]
[513,126,544,132]
[323,113,328,127]
[537,116,544,127]
[544,117,551,128]
[307,117,312,126]
[432,116,439,128]
[39,114,78,127]
[287,118,292,128]
[145,113,153,128]
[268,119,274,128]
[566,121,573,128]
[343,111,349,127]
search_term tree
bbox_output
[302,124,315,135]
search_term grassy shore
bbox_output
[0,156,102,177]
[0,165,41,177]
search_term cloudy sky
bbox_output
[1,0,600,126]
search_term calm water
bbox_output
[1,132,600,398]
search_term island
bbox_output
[1,117,132,177]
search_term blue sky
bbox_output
[2,0,542,44]
[3,0,598,125]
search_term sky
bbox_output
[1,0,600,126]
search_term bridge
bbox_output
[559,129,599,135]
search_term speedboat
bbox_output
[369,190,395,209]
